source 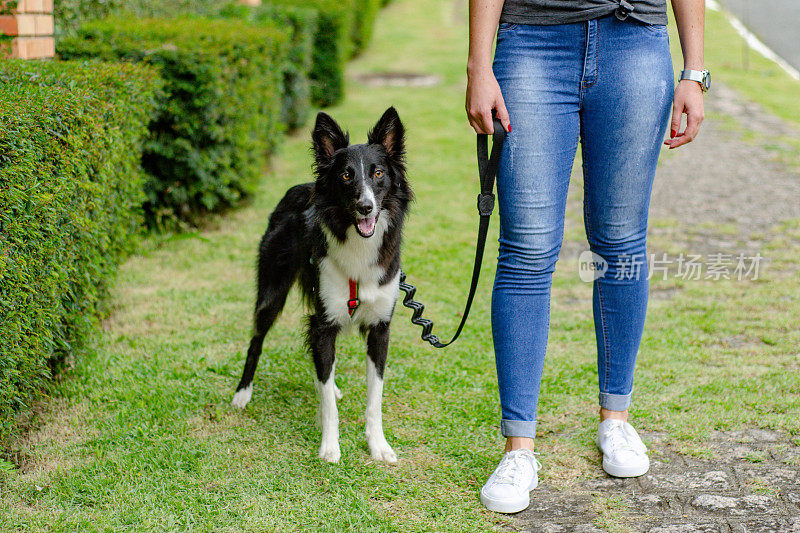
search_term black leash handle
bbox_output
[399,117,506,348]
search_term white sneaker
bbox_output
[480,449,542,514]
[596,419,650,477]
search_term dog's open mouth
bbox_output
[355,216,377,238]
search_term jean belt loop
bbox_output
[615,0,634,20]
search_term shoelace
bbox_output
[494,450,541,485]
[603,421,639,454]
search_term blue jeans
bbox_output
[491,16,673,438]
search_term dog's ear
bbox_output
[368,106,405,160]
[312,112,349,161]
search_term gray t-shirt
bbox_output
[500,0,668,25]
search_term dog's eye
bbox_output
[374,169,384,179]
[341,171,351,182]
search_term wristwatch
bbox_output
[679,69,711,93]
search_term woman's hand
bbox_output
[664,80,705,149]
[466,0,507,134]
[466,66,511,134]
[668,0,705,149]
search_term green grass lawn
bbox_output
[2,0,799,531]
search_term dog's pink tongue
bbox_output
[358,217,376,235]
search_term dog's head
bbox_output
[312,107,408,238]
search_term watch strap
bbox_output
[679,69,710,92]
[680,69,704,83]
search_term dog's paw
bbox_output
[318,440,341,463]
[333,383,343,400]
[231,385,252,409]
[368,438,397,464]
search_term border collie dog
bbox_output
[231,107,412,464]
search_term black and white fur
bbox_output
[231,107,412,464]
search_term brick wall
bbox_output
[1,0,54,59]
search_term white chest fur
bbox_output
[318,210,399,328]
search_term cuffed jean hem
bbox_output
[598,391,632,411]
[500,419,538,439]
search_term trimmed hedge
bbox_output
[351,0,382,56]
[0,60,161,446]
[58,16,291,227]
[267,0,353,108]
[54,0,230,37]
[220,3,317,131]
[56,0,380,109]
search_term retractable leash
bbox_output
[399,117,506,348]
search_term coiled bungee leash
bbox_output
[399,117,506,348]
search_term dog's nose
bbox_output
[356,199,374,215]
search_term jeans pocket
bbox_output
[641,23,668,36]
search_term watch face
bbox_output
[703,71,711,92]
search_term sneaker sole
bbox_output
[601,457,649,478]
[479,479,538,514]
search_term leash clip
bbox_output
[477,193,495,216]
[615,0,634,20]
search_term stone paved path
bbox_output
[514,429,800,532]
[512,86,800,532]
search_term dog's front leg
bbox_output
[365,321,397,464]
[310,315,341,463]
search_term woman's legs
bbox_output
[580,17,674,413]
[491,16,671,452]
